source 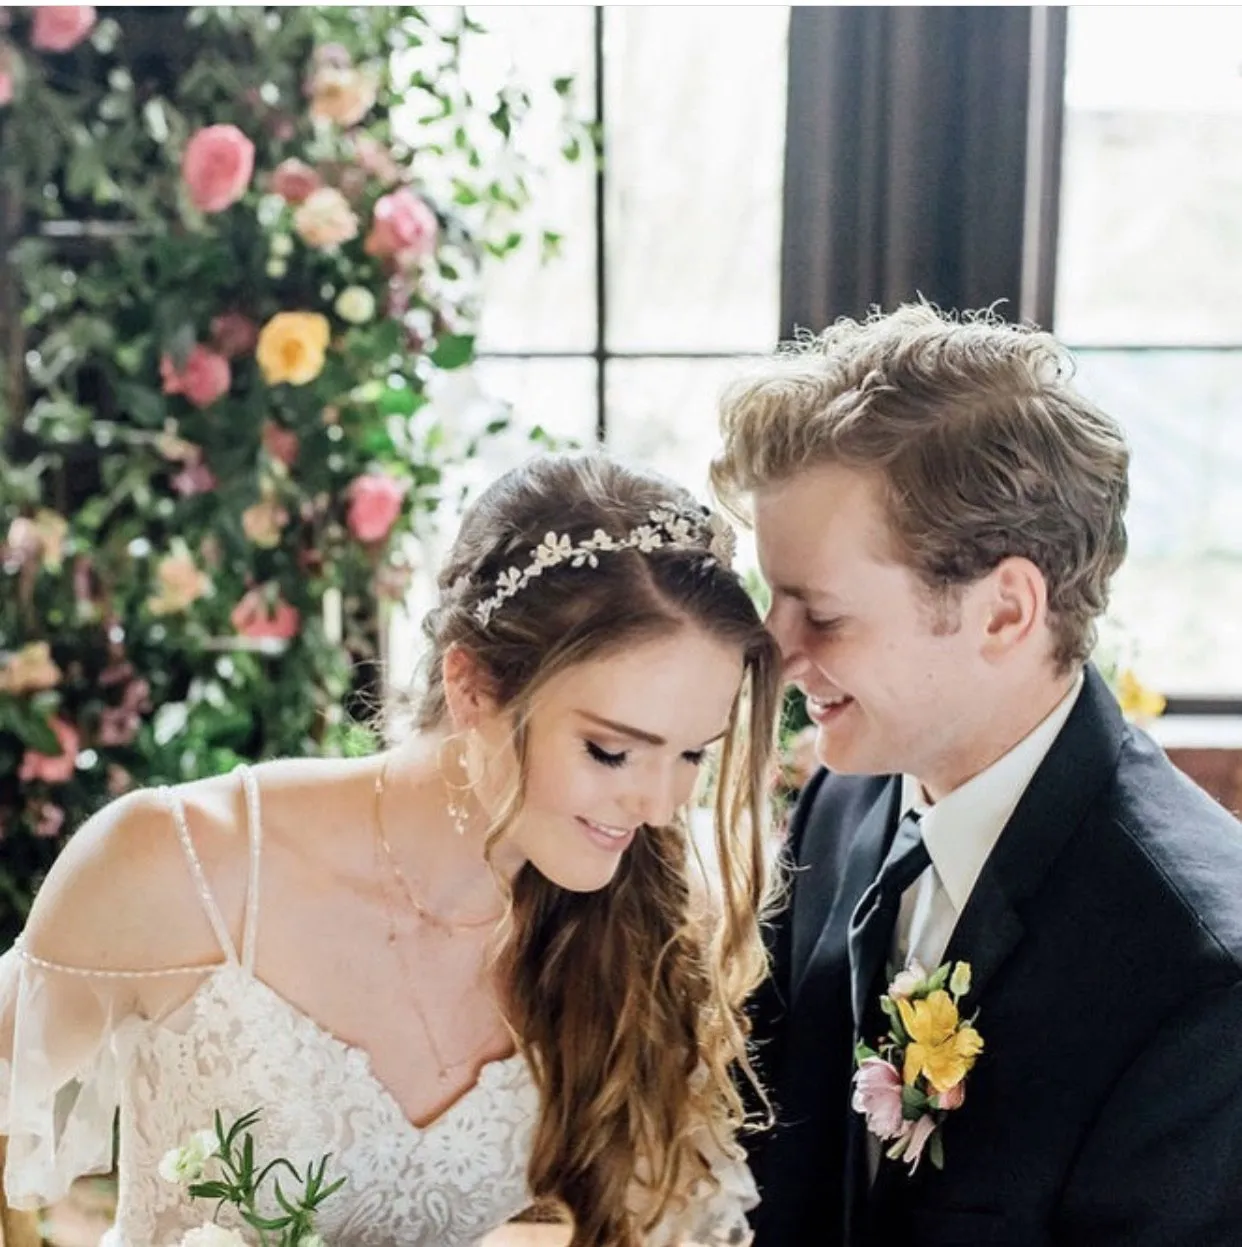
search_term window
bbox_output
[467,5,789,498]
[388,7,789,685]
[1056,7,1242,700]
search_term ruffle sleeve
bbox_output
[0,940,170,1208]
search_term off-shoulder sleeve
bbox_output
[0,940,201,1208]
[643,1119,758,1247]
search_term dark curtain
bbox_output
[780,5,1067,336]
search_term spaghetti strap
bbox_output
[161,784,240,965]
[235,763,263,972]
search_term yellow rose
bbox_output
[1115,668,1166,723]
[256,312,331,386]
[898,990,985,1093]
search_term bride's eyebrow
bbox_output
[576,711,727,749]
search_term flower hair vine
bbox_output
[472,505,738,627]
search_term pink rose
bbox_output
[852,1058,906,1141]
[30,6,96,52]
[230,587,301,641]
[353,134,400,186]
[270,157,321,205]
[33,801,65,839]
[181,124,255,213]
[346,472,408,543]
[160,345,231,409]
[0,68,13,107]
[210,312,258,358]
[262,422,299,468]
[19,717,79,785]
[935,1081,966,1112]
[170,460,218,497]
[364,189,437,265]
[293,186,358,249]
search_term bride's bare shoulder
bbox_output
[22,770,253,973]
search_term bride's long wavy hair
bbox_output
[414,453,782,1246]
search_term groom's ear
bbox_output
[977,557,1048,658]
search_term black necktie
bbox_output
[847,812,931,1032]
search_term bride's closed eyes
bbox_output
[583,740,708,770]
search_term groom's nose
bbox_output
[764,599,807,674]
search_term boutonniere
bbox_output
[852,960,984,1173]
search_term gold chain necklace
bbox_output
[373,760,503,936]
[372,759,509,1086]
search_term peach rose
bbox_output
[160,345,231,409]
[231,587,301,641]
[270,158,321,205]
[0,642,62,695]
[18,717,79,785]
[308,63,378,128]
[182,124,255,213]
[148,549,211,615]
[241,499,289,549]
[347,472,407,543]
[293,186,358,249]
[0,67,13,108]
[364,189,437,264]
[30,6,96,52]
[353,134,400,186]
[209,312,258,358]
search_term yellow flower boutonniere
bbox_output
[852,960,984,1172]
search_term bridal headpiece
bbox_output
[472,504,738,627]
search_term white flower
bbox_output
[888,961,928,1000]
[534,533,573,566]
[297,1237,326,1247]
[334,285,376,325]
[950,961,973,998]
[270,232,294,258]
[177,1225,249,1247]
[158,1129,219,1185]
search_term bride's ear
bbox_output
[441,643,499,731]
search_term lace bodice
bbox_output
[0,767,757,1246]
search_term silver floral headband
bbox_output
[472,505,738,627]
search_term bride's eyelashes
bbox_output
[583,740,709,769]
[585,740,627,768]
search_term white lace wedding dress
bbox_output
[0,767,756,1246]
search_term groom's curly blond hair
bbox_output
[712,303,1130,671]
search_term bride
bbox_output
[0,452,782,1246]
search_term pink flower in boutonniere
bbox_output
[853,959,983,1173]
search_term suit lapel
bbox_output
[941,665,1125,1001]
[794,777,901,1004]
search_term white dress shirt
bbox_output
[892,673,1085,976]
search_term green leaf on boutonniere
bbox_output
[929,1131,946,1171]
[926,963,952,993]
[900,1084,929,1119]
[854,1040,878,1065]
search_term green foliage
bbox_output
[0,6,580,940]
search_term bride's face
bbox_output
[475,626,744,893]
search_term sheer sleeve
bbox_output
[0,940,201,1208]
[642,1119,758,1247]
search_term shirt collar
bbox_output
[901,672,1084,915]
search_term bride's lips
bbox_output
[805,692,854,726]
[576,816,637,853]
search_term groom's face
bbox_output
[755,462,993,798]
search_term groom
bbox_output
[713,305,1242,1245]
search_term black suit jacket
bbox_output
[745,666,1242,1246]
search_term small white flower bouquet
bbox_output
[160,1109,343,1246]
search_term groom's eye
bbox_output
[806,614,843,634]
